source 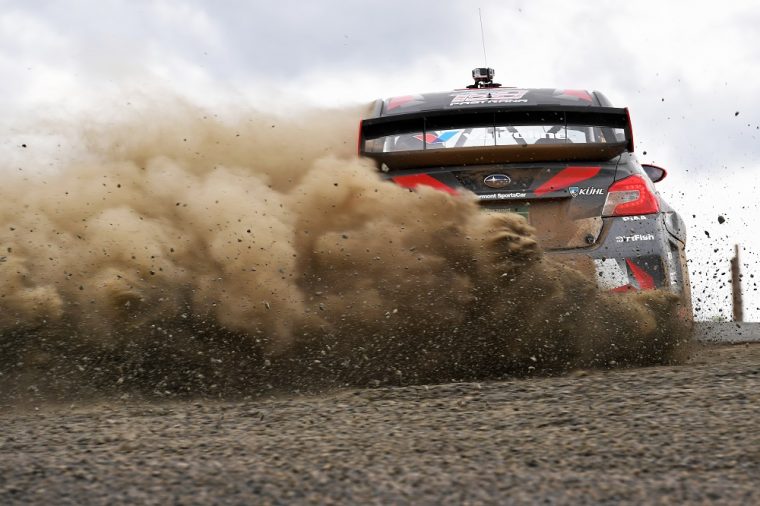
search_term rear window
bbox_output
[365,124,626,153]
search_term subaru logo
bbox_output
[483,174,511,189]
[568,186,580,197]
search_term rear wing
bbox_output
[359,105,634,170]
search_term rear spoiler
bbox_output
[359,105,634,170]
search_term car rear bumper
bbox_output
[545,214,688,295]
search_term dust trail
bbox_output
[0,99,691,402]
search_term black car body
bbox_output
[359,79,692,319]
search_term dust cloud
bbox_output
[0,100,691,403]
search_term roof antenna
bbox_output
[467,9,500,88]
[479,8,488,68]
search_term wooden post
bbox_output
[731,244,743,322]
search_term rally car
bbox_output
[359,68,692,317]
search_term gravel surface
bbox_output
[1,343,759,505]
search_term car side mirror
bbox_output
[641,164,667,183]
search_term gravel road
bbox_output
[1,343,759,505]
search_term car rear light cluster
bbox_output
[602,174,659,216]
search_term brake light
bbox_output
[602,174,659,216]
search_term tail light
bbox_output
[602,174,659,216]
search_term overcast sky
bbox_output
[1,0,758,319]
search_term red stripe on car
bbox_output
[534,166,601,195]
[391,174,458,195]
[626,259,656,290]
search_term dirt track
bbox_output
[1,343,759,505]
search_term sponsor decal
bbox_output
[512,130,568,140]
[615,233,655,243]
[477,192,527,200]
[621,215,648,221]
[413,130,459,145]
[450,89,529,106]
[666,250,679,286]
[483,174,512,189]
[568,186,605,197]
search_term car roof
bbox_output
[376,88,610,118]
